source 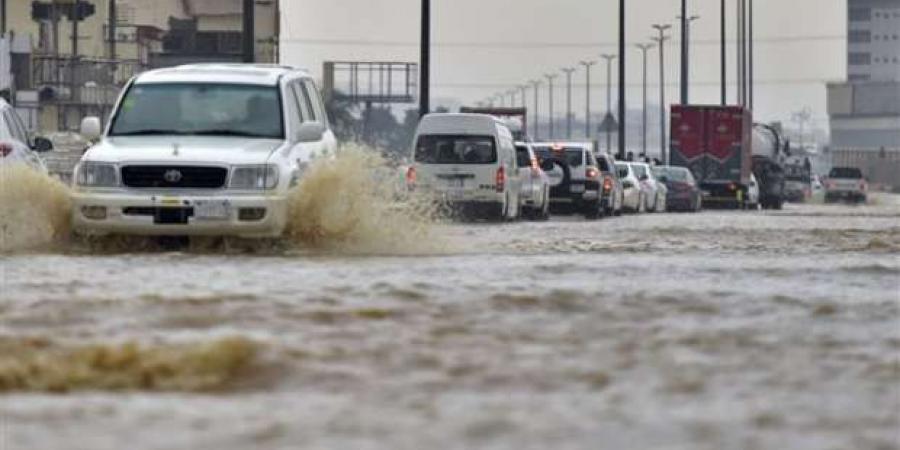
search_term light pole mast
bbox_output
[636,43,653,159]
[530,79,541,141]
[561,67,576,139]
[545,73,558,139]
[601,53,616,154]
[680,0,688,104]
[579,60,597,139]
[677,14,700,105]
[419,0,430,118]
[617,0,626,160]
[652,24,672,163]
[720,0,727,105]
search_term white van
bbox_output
[408,113,521,220]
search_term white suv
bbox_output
[72,64,337,238]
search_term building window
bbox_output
[849,30,871,43]
[849,7,871,21]
[849,52,871,65]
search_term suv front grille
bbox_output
[121,166,228,189]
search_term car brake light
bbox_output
[603,176,613,192]
[586,167,599,180]
[406,166,417,187]
[496,166,506,193]
[0,143,12,158]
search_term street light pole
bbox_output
[747,0,753,111]
[677,14,700,105]
[562,67,576,139]
[601,54,616,154]
[419,0,430,118]
[545,73,558,139]
[579,60,597,139]
[652,24,671,163]
[636,43,653,158]
[680,0,688,105]
[720,0,727,105]
[530,79,541,141]
[617,0,626,160]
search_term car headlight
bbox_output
[230,165,279,190]
[75,162,118,187]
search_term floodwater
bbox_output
[1,166,898,449]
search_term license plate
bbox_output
[570,184,585,193]
[446,179,464,189]
[701,190,711,197]
[194,200,231,220]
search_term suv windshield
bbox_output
[415,135,497,164]
[534,147,585,167]
[829,167,863,179]
[110,83,284,139]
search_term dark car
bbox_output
[652,166,702,212]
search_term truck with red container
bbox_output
[670,105,754,209]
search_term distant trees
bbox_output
[325,96,421,162]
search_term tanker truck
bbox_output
[751,123,787,210]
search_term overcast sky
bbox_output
[281,0,845,127]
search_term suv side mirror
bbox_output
[540,159,556,172]
[639,174,649,181]
[80,116,102,141]
[295,122,325,143]
[32,136,54,152]
[658,175,668,183]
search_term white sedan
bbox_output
[0,99,53,173]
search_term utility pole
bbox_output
[636,43,653,158]
[680,0,688,105]
[242,0,254,62]
[720,0,726,105]
[108,0,117,60]
[601,53,616,154]
[545,73,558,139]
[617,0,626,160]
[652,24,671,163]
[530,79,541,141]
[561,68,576,139]
[1,0,6,35]
[519,85,527,108]
[509,89,518,108]
[419,0,430,118]
[738,0,746,107]
[579,60,597,139]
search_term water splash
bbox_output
[284,144,443,254]
[0,165,72,253]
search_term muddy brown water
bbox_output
[1,171,898,449]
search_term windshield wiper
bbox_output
[112,129,187,136]
[190,129,275,138]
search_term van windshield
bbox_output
[415,135,497,164]
[110,83,284,139]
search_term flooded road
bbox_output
[1,197,899,450]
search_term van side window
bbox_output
[302,80,329,128]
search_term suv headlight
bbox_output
[75,162,119,187]
[230,165,279,190]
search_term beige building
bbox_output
[1,0,278,133]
